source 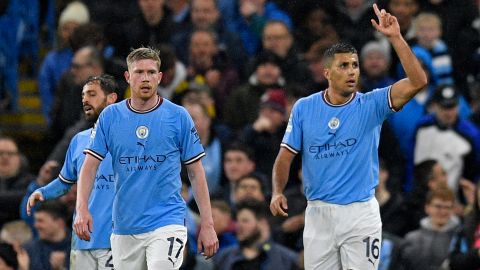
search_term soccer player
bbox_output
[74,47,218,270]
[270,4,427,270]
[26,74,119,269]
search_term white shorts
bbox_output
[111,225,187,270]
[70,249,114,270]
[303,198,382,270]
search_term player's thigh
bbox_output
[70,250,96,270]
[92,249,114,270]
[110,233,147,270]
[339,199,382,270]
[146,225,188,270]
[303,203,341,270]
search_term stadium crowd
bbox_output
[2,0,480,269]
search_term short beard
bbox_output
[238,229,261,248]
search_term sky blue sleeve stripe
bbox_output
[38,178,73,200]
[184,152,206,165]
[58,174,75,184]
[281,143,299,154]
[84,149,104,161]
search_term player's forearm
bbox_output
[76,157,99,211]
[272,154,291,195]
[38,178,72,200]
[188,164,214,226]
[390,35,428,91]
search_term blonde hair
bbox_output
[126,47,161,71]
[0,220,32,245]
[414,12,442,32]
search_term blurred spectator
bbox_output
[68,22,128,98]
[214,199,299,270]
[413,12,454,86]
[23,201,70,270]
[0,136,33,228]
[0,220,31,270]
[389,46,431,162]
[404,159,448,234]
[0,220,32,246]
[386,0,418,40]
[382,0,419,78]
[240,88,288,182]
[211,200,238,251]
[333,0,376,50]
[224,50,285,132]
[0,243,18,270]
[166,0,190,31]
[419,0,478,91]
[0,0,22,112]
[234,173,266,203]
[19,160,58,235]
[413,85,480,197]
[48,46,104,144]
[448,181,480,270]
[294,4,338,53]
[180,29,240,117]
[260,20,311,87]
[157,45,187,100]
[228,0,292,56]
[38,1,90,125]
[219,142,257,206]
[376,159,407,237]
[110,0,174,58]
[379,232,404,270]
[400,186,460,270]
[360,41,395,91]
[304,41,331,93]
[184,100,223,194]
[171,0,247,77]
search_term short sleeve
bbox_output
[364,86,396,124]
[58,134,79,184]
[179,108,205,164]
[281,100,303,154]
[84,110,109,161]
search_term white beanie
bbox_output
[361,41,391,64]
[59,1,90,27]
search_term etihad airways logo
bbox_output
[309,138,357,159]
[119,155,167,164]
[119,154,167,172]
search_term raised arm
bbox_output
[73,154,100,241]
[270,147,296,217]
[371,3,427,110]
[186,160,219,258]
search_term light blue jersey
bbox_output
[39,128,114,250]
[85,97,205,235]
[282,87,396,204]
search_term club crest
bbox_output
[136,125,149,139]
[328,117,340,130]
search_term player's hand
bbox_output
[197,223,219,259]
[371,3,400,39]
[73,208,93,241]
[270,193,288,217]
[26,191,44,216]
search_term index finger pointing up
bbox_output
[373,3,381,18]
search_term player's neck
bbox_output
[325,88,354,105]
[130,95,160,111]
